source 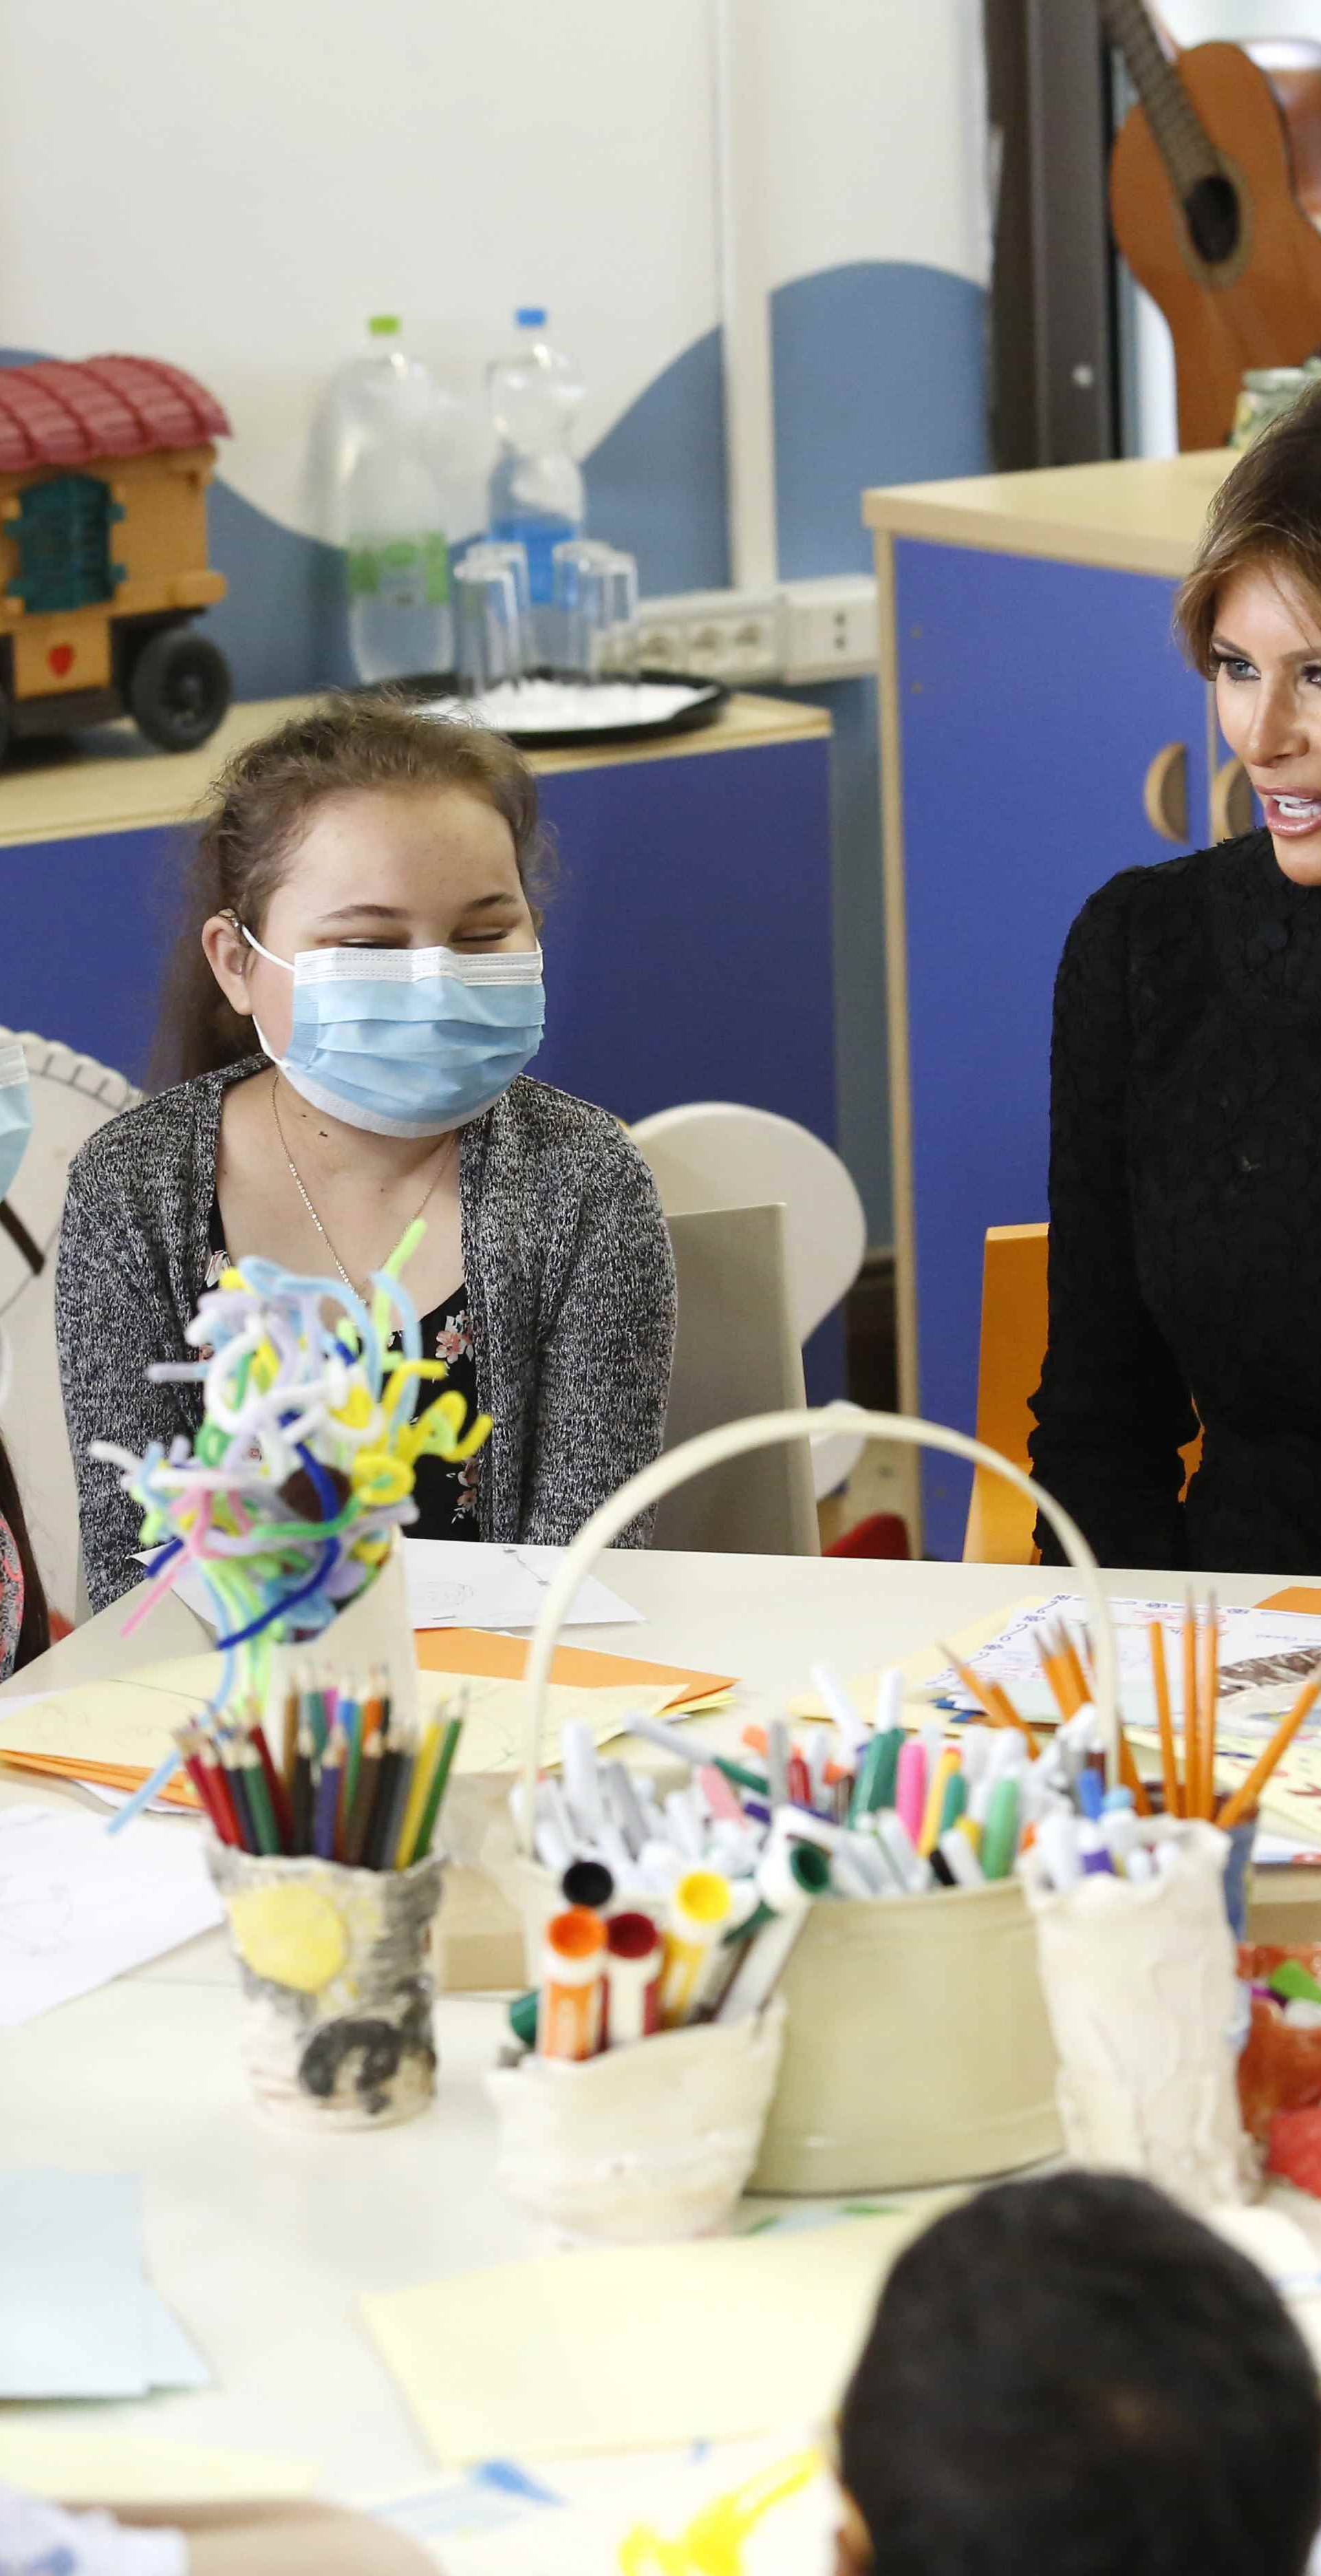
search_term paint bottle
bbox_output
[604,1911,663,2046]
[657,1869,733,2028]
[537,1906,606,2060]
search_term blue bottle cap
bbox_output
[516,305,548,327]
[1102,1785,1135,1812]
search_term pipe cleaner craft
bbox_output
[92,1221,489,1827]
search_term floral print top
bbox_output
[204,1216,482,1543]
[0,1511,23,1682]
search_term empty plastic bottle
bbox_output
[486,308,586,625]
[316,315,457,683]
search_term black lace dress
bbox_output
[205,1208,481,1541]
[1029,829,1321,1575]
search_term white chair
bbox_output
[0,1030,140,1626]
[656,1205,819,1555]
[632,1103,868,1501]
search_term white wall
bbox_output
[0,0,989,555]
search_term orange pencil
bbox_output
[1182,1593,1201,1822]
[1149,1620,1180,1818]
[1053,1622,1091,1714]
[941,1644,1038,1754]
[1198,1594,1220,1821]
[1035,1633,1078,1722]
[1219,1666,1321,1829]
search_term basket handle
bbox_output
[518,1403,1117,1853]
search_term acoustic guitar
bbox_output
[1103,0,1321,449]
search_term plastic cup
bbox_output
[206,1843,445,2130]
[453,548,528,694]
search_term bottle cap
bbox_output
[515,305,548,327]
[369,314,401,335]
[561,1858,614,1913]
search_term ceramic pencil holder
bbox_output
[206,1841,445,2130]
[263,1532,422,1740]
[487,1997,786,2244]
[1024,1818,1256,2210]
[515,1403,1120,2194]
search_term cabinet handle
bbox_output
[1143,741,1189,843]
[1212,755,1256,841]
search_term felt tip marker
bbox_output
[538,1907,606,2059]
[894,1737,927,1849]
[716,1843,826,2023]
[561,1858,614,1913]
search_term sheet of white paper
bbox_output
[144,2287,211,2391]
[923,1592,1321,1733]
[144,1541,643,1633]
[403,1539,644,1632]
[0,2171,149,2398]
[0,1803,223,2027]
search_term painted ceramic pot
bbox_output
[206,1843,444,2129]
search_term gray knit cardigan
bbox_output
[56,1062,677,1611]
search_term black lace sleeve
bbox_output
[1028,872,1197,1567]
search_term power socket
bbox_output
[779,576,878,683]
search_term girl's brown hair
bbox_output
[0,1427,50,1671]
[1175,382,1321,675]
[153,693,551,1086]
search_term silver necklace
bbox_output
[270,1077,454,1295]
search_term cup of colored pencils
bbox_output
[200,1671,464,2131]
[1146,1593,1321,1937]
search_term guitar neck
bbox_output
[1101,0,1221,197]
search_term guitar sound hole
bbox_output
[1183,173,1241,266]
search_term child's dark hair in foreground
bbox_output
[837,2170,1321,2576]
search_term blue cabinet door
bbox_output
[896,539,1210,1558]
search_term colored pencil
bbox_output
[1149,1620,1180,1818]
[363,1726,403,1871]
[290,1721,314,1856]
[1218,1666,1321,1829]
[1035,1633,1077,1722]
[380,1741,417,1870]
[344,1730,383,1868]
[249,1718,292,1848]
[313,1727,344,1861]
[175,1726,226,1837]
[394,1720,442,1870]
[281,1683,299,1791]
[1182,1593,1201,1823]
[1054,1622,1091,1713]
[1198,1594,1219,1821]
[241,1737,279,1855]
[223,1737,255,1854]
[414,1710,464,1862]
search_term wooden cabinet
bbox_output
[866,451,1242,1558]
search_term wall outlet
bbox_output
[637,577,877,687]
[638,587,782,683]
[779,576,878,683]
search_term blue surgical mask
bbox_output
[0,1036,32,1203]
[241,929,545,1139]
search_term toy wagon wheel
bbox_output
[128,627,231,752]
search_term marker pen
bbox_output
[538,1906,606,2059]
[874,1807,934,1895]
[716,1841,826,2022]
[1076,1766,1104,1824]
[602,1760,647,1855]
[533,1812,572,1875]
[938,1768,968,1836]
[604,1911,663,2045]
[658,1868,734,2026]
[1080,1823,1117,1878]
[664,1787,705,1859]
[919,1747,960,1856]
[894,1737,927,1847]
[938,1824,984,1887]
[980,1776,1020,1881]
[1037,1810,1082,1892]
[625,1711,767,1796]
[698,1762,745,1825]
[766,1717,791,1807]
[561,1720,605,1843]
[873,1666,904,1735]
[809,1662,870,1757]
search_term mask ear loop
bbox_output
[230,916,294,973]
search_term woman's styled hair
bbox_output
[153,694,552,1087]
[0,1428,50,1670]
[1175,382,1321,674]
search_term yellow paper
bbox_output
[0,1655,679,1788]
[788,1597,1044,1722]
[0,2424,316,2504]
[360,2201,952,2463]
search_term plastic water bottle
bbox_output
[486,308,586,622]
[317,315,457,683]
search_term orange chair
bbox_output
[963,1223,1202,1563]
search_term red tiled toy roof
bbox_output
[0,356,230,473]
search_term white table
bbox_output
[3,1549,1318,2500]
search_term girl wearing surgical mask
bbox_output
[56,697,676,1613]
[0,1037,51,1674]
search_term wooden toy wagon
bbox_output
[0,354,233,760]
